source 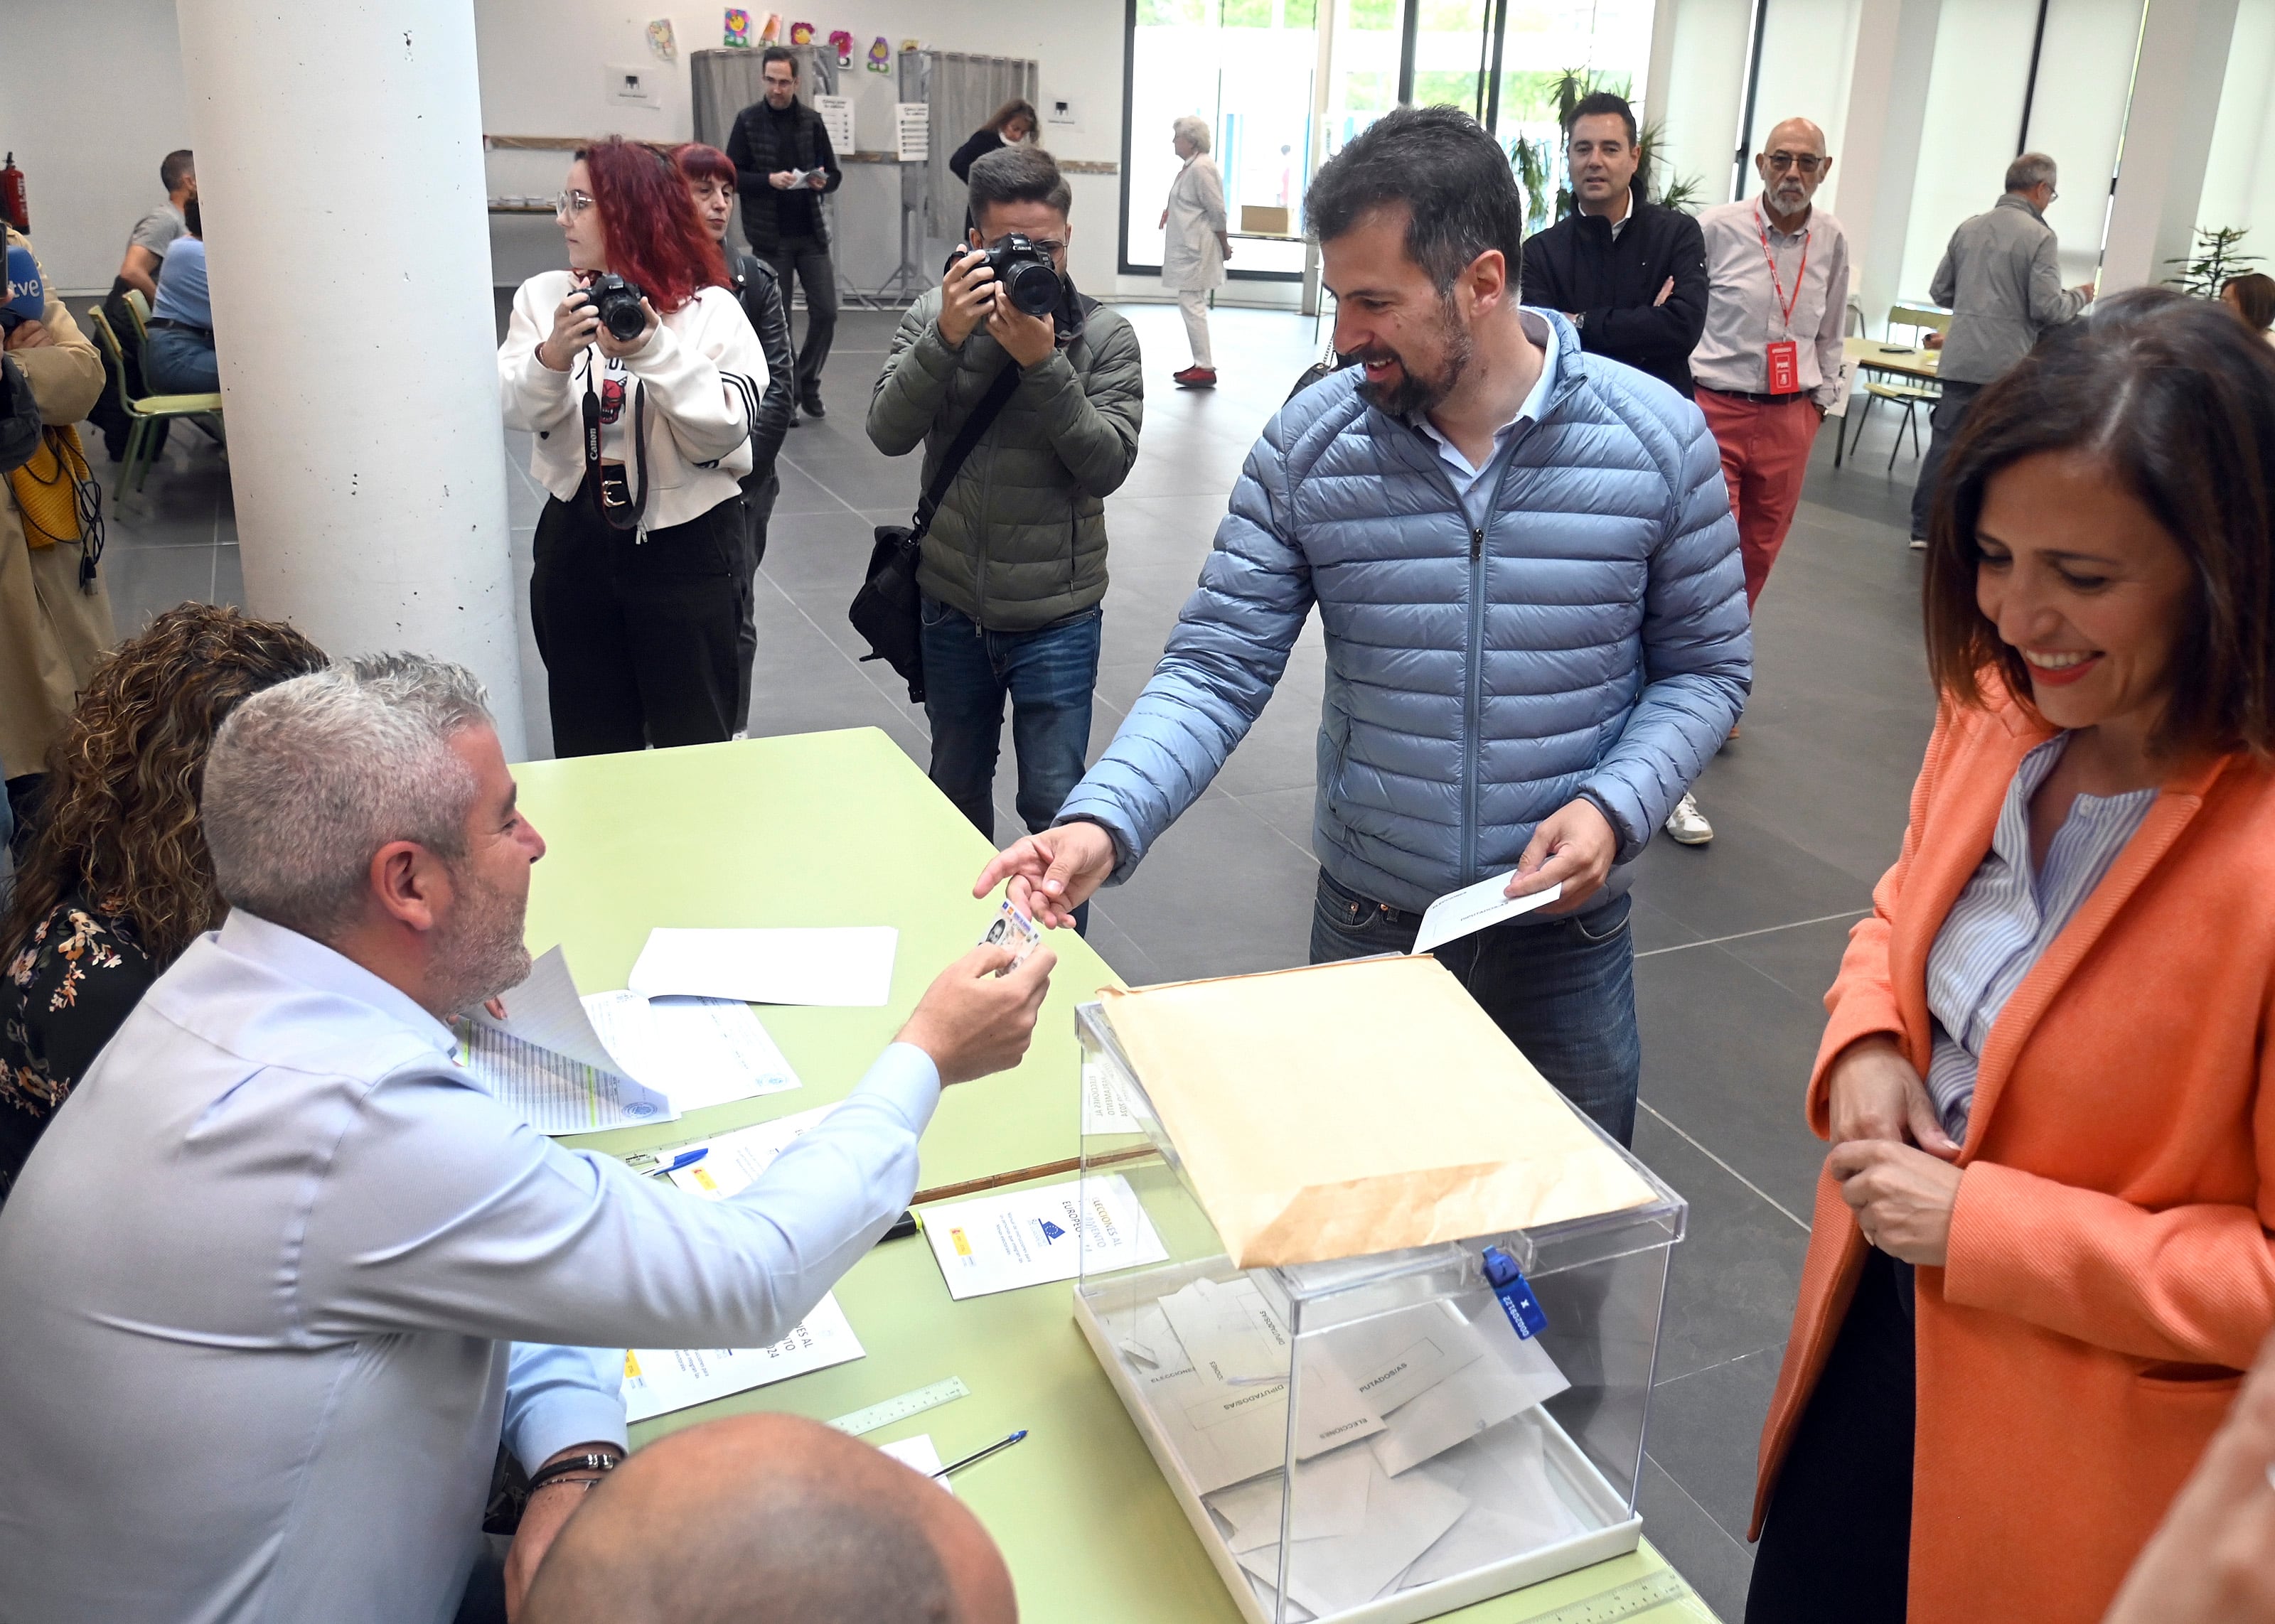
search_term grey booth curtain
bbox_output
[690,46,840,249]
[914,52,1040,242]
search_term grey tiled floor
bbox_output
[95,297,1941,1623]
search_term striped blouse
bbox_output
[1924,733,2158,1140]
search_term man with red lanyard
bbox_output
[1674,117,1848,847]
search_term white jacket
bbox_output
[1161,156,1226,293]
[499,271,766,531]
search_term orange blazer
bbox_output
[1752,691,2275,1624]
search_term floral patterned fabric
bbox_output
[1,898,156,1205]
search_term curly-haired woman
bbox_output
[0,603,325,1202]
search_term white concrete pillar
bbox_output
[1831,0,1944,325]
[176,0,528,758]
[2102,0,2242,293]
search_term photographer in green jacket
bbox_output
[867,146,1142,927]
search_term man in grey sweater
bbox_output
[1910,152,2095,542]
[868,146,1142,903]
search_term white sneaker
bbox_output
[1664,791,1714,846]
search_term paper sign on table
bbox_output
[1097,956,1659,1269]
[921,1175,1167,1300]
[665,1104,840,1197]
[622,1293,863,1422]
[628,926,898,1007]
[1410,876,1562,957]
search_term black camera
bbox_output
[587,273,648,341]
[948,233,1061,318]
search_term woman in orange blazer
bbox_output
[1745,289,2275,1624]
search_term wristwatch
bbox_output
[525,1448,624,1494]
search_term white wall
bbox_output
[1656,0,1755,201]
[1896,0,2035,300]
[6,0,193,293]
[4,0,1132,299]
[1751,0,1867,214]
[471,1,1132,299]
[2200,0,2275,235]
[2025,0,2146,283]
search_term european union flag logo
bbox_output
[1039,1220,1067,1243]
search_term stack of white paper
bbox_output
[463,947,805,1134]
[921,1176,1168,1301]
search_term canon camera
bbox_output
[947,233,1061,318]
[586,272,649,341]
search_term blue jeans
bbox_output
[921,596,1101,843]
[144,326,219,394]
[1308,869,1642,1145]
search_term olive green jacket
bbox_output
[867,286,1143,632]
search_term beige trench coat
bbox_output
[0,231,115,780]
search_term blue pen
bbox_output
[933,1429,1028,1478]
[653,1147,708,1177]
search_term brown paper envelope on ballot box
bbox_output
[1096,955,1656,1269]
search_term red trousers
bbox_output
[1696,388,1821,610]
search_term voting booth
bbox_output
[1069,958,1686,1624]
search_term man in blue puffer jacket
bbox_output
[978,107,1749,1144]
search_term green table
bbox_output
[517,729,1718,1623]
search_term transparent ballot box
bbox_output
[1072,1000,1687,1624]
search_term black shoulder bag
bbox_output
[850,361,1022,704]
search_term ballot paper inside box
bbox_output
[1070,994,1686,1624]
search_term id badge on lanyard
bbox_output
[1760,218,1810,395]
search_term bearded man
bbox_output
[973,104,1748,1146]
[0,655,1056,1624]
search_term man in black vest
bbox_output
[1518,92,1708,399]
[726,47,844,419]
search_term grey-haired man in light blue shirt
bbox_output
[0,655,1054,1624]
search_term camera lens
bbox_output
[1002,261,1061,317]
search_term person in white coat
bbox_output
[1160,115,1231,388]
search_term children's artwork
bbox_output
[830,28,855,65]
[646,18,678,59]
[724,8,751,47]
[867,36,892,70]
[758,12,783,43]
[899,36,921,49]
[790,20,815,43]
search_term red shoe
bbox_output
[1173,366,1219,388]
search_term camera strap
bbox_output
[910,360,1022,543]
[581,353,650,534]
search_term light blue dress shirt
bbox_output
[151,233,213,329]
[1923,733,2156,1139]
[1410,310,1561,527]
[0,909,941,1624]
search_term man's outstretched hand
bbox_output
[897,943,1059,1085]
[974,822,1117,930]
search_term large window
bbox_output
[1120,0,1654,277]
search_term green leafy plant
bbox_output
[2164,227,2261,298]
[1509,134,1553,236]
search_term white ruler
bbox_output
[1516,1570,1711,1624]
[827,1376,971,1437]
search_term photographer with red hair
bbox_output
[498,137,769,757]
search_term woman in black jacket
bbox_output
[679,142,798,736]
[948,100,1039,238]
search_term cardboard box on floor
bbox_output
[1096,956,1658,1269]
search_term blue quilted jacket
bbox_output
[1056,311,1750,917]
